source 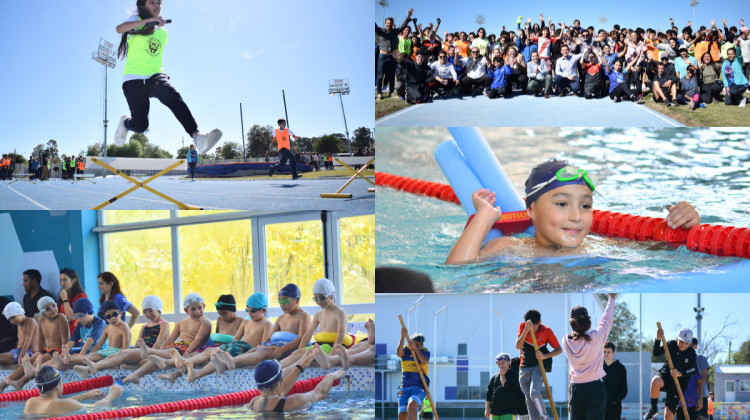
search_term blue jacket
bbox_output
[489,65,513,90]
[187,149,200,164]
[722,59,749,87]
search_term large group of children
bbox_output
[377,11,750,109]
[1,269,374,416]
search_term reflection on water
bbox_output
[376,127,750,292]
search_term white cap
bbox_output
[677,327,694,343]
[142,296,163,312]
[37,296,56,313]
[3,302,24,319]
[183,292,204,308]
[312,278,335,297]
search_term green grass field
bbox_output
[639,90,750,127]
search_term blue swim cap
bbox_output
[73,298,94,315]
[278,284,301,299]
[246,292,268,309]
[35,366,62,393]
[525,159,593,208]
[255,360,283,389]
[98,300,119,317]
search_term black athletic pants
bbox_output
[569,380,606,420]
[700,81,723,104]
[122,73,198,137]
[609,83,635,100]
[604,401,622,420]
[273,148,298,177]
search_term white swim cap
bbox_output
[37,296,57,313]
[3,302,24,319]
[142,295,163,312]
[312,278,335,297]
[183,292,204,308]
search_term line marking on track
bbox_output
[376,103,423,124]
[6,183,50,210]
[630,102,684,127]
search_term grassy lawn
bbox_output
[375,95,411,120]
[183,168,375,181]
[639,90,750,127]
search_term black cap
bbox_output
[98,300,119,316]
[570,306,590,320]
[215,294,237,312]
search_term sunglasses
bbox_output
[527,166,596,199]
[102,311,120,320]
[247,307,263,313]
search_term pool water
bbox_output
[376,127,750,292]
[8,390,373,419]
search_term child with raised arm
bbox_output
[73,296,169,378]
[1,297,69,391]
[61,301,131,374]
[0,302,38,372]
[268,119,302,180]
[210,284,311,372]
[158,292,273,383]
[113,0,222,153]
[249,350,345,413]
[24,365,122,417]
[280,278,348,369]
[446,159,701,263]
[122,293,211,384]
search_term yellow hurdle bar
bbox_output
[320,157,375,199]
[8,174,36,185]
[72,174,96,184]
[90,157,203,210]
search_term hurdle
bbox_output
[72,173,96,184]
[90,157,203,210]
[320,157,375,198]
[9,173,35,185]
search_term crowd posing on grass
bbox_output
[376,11,750,109]
[1,269,374,416]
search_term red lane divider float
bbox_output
[376,171,750,259]
[0,375,113,402]
[45,375,340,420]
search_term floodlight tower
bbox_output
[598,15,608,25]
[690,0,699,27]
[92,38,116,157]
[694,293,705,351]
[328,79,352,156]
[475,15,485,25]
[377,0,388,27]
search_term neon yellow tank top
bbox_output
[123,18,168,76]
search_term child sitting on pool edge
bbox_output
[60,301,131,372]
[446,159,701,263]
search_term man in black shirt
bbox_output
[393,49,434,104]
[603,342,628,420]
[375,8,414,99]
[645,327,697,420]
[485,353,519,420]
[22,269,53,319]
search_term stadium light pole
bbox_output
[694,293,704,351]
[598,15,607,25]
[690,0,699,27]
[328,79,353,156]
[378,0,388,26]
[92,38,116,158]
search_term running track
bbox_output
[0,177,374,210]
[376,94,684,127]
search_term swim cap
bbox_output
[254,360,283,389]
[99,300,119,316]
[183,292,204,308]
[495,353,511,362]
[215,294,236,312]
[37,296,57,313]
[73,298,94,315]
[2,302,24,319]
[35,366,62,393]
[278,284,301,300]
[312,278,335,297]
[142,295,163,313]
[525,159,594,208]
[246,292,268,309]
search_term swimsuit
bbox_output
[219,340,252,357]
[167,341,209,355]
[256,396,287,413]
[142,321,164,348]
[97,347,120,358]
[9,348,33,363]
[37,348,62,355]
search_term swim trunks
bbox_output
[97,347,120,358]
[37,348,62,355]
[167,341,209,355]
[219,340,252,357]
[10,348,33,363]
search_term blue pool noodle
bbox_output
[447,127,534,235]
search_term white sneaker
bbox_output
[193,129,223,154]
[114,115,129,146]
[740,98,747,108]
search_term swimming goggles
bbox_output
[102,311,121,320]
[526,165,595,199]
[278,298,293,305]
[247,307,264,313]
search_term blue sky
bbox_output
[0,0,373,157]
[377,0,747,36]
[619,293,747,362]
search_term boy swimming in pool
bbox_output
[61,301,131,372]
[279,278,348,369]
[157,292,273,383]
[1,297,68,392]
[211,284,312,371]
[122,293,211,384]
[446,159,701,263]
[24,365,122,417]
